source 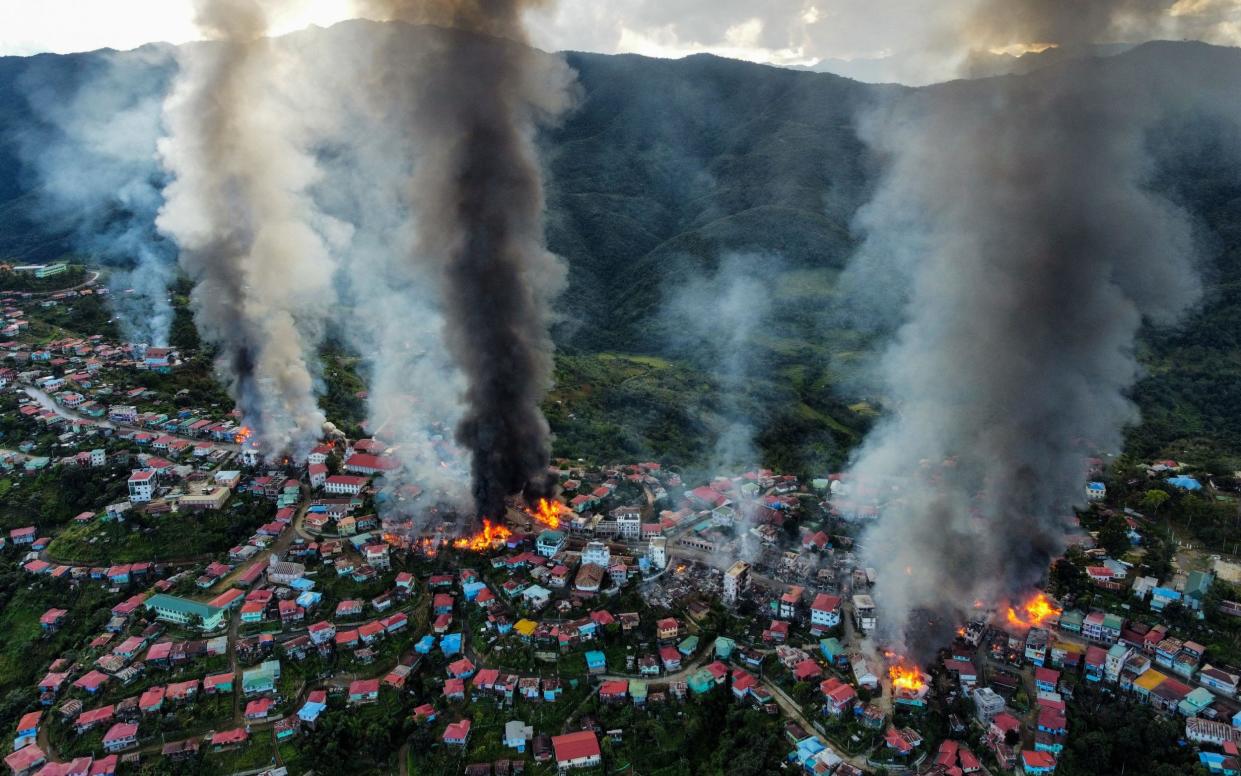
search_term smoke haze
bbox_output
[357,1,576,520]
[846,3,1239,656]
[156,0,340,459]
[293,21,476,527]
[665,253,778,561]
[16,48,177,346]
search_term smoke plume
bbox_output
[356,2,576,520]
[664,253,777,559]
[156,0,340,459]
[15,48,177,346]
[846,4,1235,656]
[296,21,475,524]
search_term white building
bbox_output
[810,593,842,632]
[308,463,328,489]
[852,594,877,633]
[615,511,641,541]
[648,537,667,570]
[1105,644,1133,683]
[1132,575,1158,600]
[851,657,878,689]
[582,541,610,569]
[128,470,155,502]
[89,448,106,467]
[973,687,1006,723]
[723,561,750,605]
[324,475,367,496]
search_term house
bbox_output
[324,475,367,496]
[241,660,281,696]
[505,720,534,752]
[600,680,629,703]
[349,678,380,705]
[443,719,472,747]
[209,728,249,751]
[659,646,682,672]
[299,690,328,726]
[1152,587,1183,612]
[308,463,328,489]
[585,651,607,674]
[16,711,40,740]
[102,722,139,752]
[1200,665,1240,697]
[1034,667,1060,693]
[139,686,166,714]
[308,620,336,645]
[552,730,602,770]
[656,617,679,641]
[244,698,274,720]
[74,706,115,734]
[143,594,226,631]
[336,599,364,619]
[203,672,234,695]
[1020,749,1057,775]
[73,671,109,694]
[820,677,858,715]
[127,470,155,502]
[4,744,46,776]
[536,530,566,557]
[39,608,68,632]
[810,593,842,634]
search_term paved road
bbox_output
[761,676,872,772]
[20,382,241,453]
[22,269,101,298]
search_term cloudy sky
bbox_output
[1,0,1238,82]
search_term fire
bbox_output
[888,662,927,694]
[451,519,513,551]
[1005,591,1062,630]
[234,426,253,445]
[528,498,568,530]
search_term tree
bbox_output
[1097,514,1131,557]
[1141,489,1170,515]
[1048,558,1085,599]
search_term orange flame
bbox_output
[234,426,253,445]
[1005,591,1061,630]
[452,518,513,551]
[528,498,567,530]
[888,662,927,694]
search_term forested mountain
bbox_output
[1,26,1239,473]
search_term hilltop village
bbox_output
[1,270,1240,776]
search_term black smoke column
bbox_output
[359,1,574,519]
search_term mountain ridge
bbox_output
[1,25,1240,471]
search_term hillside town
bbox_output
[2,274,1241,776]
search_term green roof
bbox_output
[1102,613,1124,630]
[145,593,222,619]
[1186,571,1214,599]
[820,637,844,657]
[628,680,647,698]
[1059,609,1084,626]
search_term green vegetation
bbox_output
[0,464,130,534]
[1056,688,1207,776]
[0,568,118,737]
[47,496,272,564]
[0,263,86,292]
